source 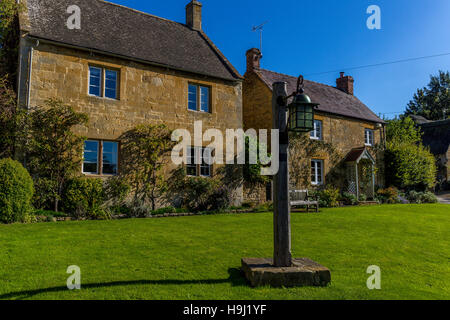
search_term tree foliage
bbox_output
[0,75,25,158]
[405,70,450,121]
[26,99,89,211]
[384,116,436,190]
[0,0,23,82]
[386,116,422,145]
[119,124,175,211]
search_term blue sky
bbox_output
[109,0,450,118]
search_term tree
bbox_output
[26,98,89,212]
[0,75,24,158]
[120,124,175,211]
[0,0,23,83]
[386,116,422,145]
[405,70,450,121]
[384,116,436,190]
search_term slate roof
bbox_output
[410,115,430,124]
[343,147,375,163]
[255,69,384,124]
[419,119,450,155]
[23,0,241,81]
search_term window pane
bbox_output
[365,129,373,145]
[105,89,117,99]
[102,141,118,175]
[311,160,323,185]
[105,70,118,99]
[89,67,101,97]
[200,147,212,176]
[317,161,322,183]
[200,86,209,112]
[316,121,322,139]
[188,85,198,111]
[311,120,322,139]
[83,140,99,174]
[186,147,197,176]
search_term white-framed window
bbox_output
[83,140,119,175]
[311,159,324,185]
[89,66,119,99]
[310,120,323,140]
[365,128,374,146]
[188,84,210,113]
[186,146,213,177]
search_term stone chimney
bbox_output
[186,0,202,31]
[336,72,354,95]
[246,48,262,73]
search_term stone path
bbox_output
[436,192,450,204]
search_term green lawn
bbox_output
[0,204,449,300]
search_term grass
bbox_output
[0,204,449,300]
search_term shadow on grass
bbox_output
[0,268,246,299]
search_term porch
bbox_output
[344,147,376,199]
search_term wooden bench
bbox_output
[290,190,319,212]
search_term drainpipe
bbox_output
[26,39,39,109]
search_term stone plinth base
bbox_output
[241,258,331,287]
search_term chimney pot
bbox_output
[336,72,354,95]
[246,48,262,73]
[186,0,202,31]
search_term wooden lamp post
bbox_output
[273,76,318,267]
[241,76,331,287]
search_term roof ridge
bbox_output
[259,68,339,90]
[98,0,187,27]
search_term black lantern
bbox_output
[287,76,319,132]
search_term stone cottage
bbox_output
[16,0,244,204]
[243,48,385,200]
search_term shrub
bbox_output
[151,206,176,215]
[32,177,58,210]
[358,194,367,202]
[251,201,274,213]
[340,192,358,206]
[385,142,436,191]
[317,186,340,208]
[376,187,399,204]
[103,176,130,207]
[62,178,108,219]
[34,209,67,218]
[182,177,231,212]
[169,171,232,212]
[407,191,438,204]
[0,158,34,223]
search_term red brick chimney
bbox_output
[186,0,202,31]
[246,48,262,73]
[336,72,354,95]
